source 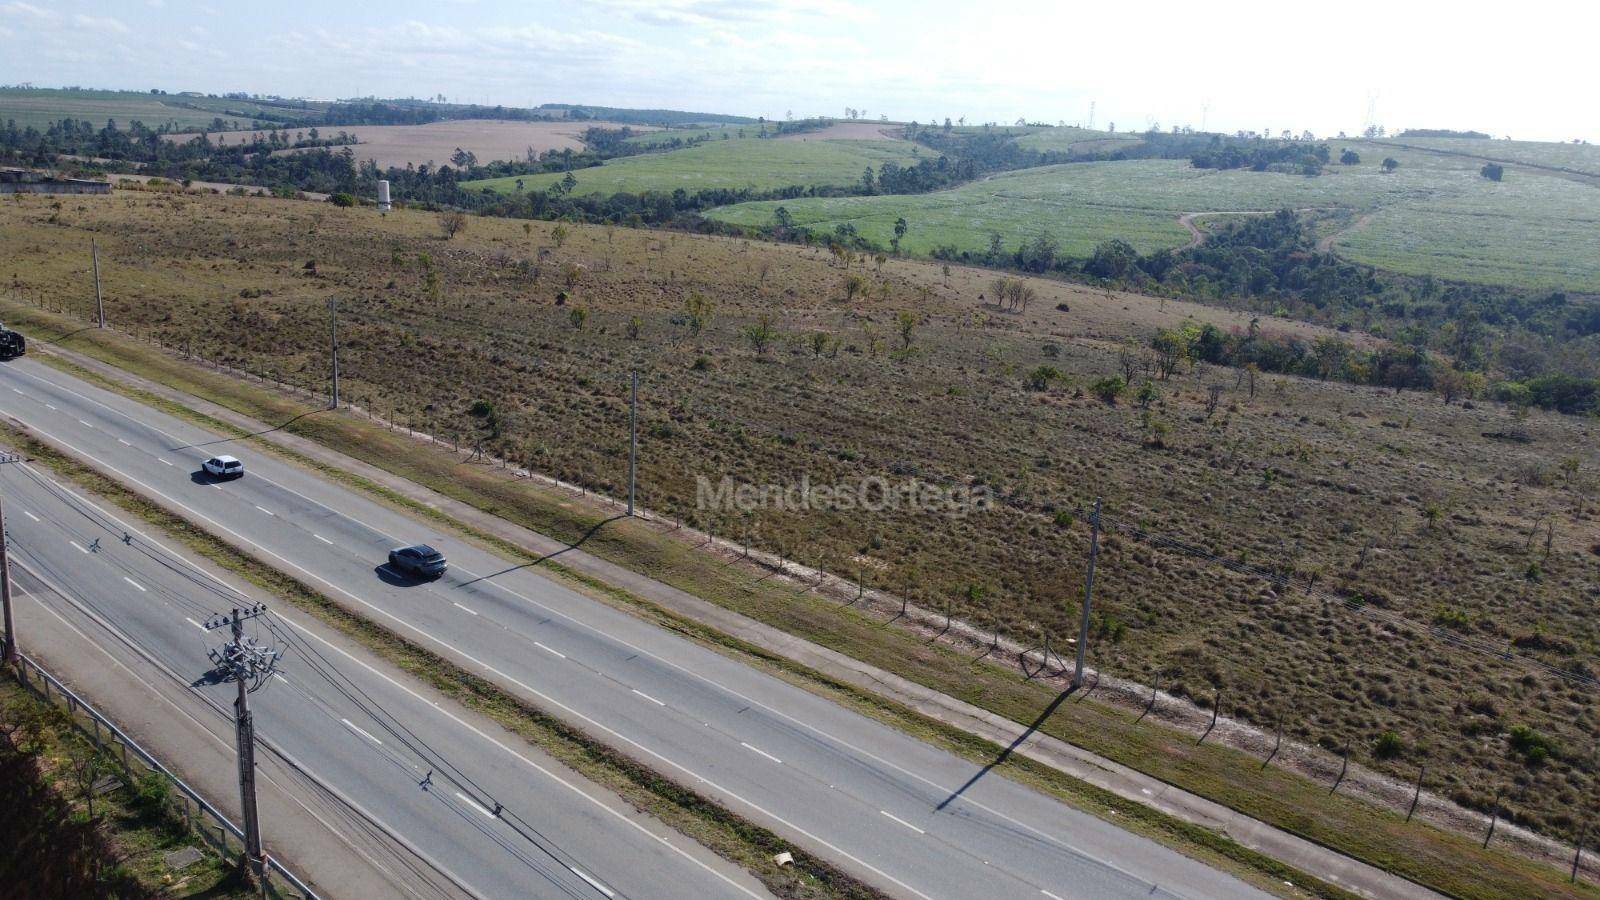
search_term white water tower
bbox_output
[376,179,391,211]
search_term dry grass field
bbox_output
[5,190,1600,852]
[161,119,651,169]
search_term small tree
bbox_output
[438,210,468,239]
[843,273,866,301]
[682,290,714,336]
[1026,365,1061,391]
[626,316,642,340]
[895,310,919,349]
[743,315,777,354]
[1480,163,1504,182]
[568,306,589,330]
[1380,157,1399,173]
[1339,148,1361,165]
[551,223,570,248]
[328,192,355,207]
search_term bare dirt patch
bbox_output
[163,119,656,169]
[779,122,904,142]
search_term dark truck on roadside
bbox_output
[0,323,24,360]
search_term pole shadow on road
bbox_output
[934,686,1076,812]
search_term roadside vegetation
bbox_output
[0,674,246,898]
[5,191,1600,895]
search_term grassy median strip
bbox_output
[0,421,879,900]
[5,303,1590,898]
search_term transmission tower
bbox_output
[205,604,281,880]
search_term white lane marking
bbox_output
[533,641,566,659]
[212,484,223,491]
[254,505,274,516]
[451,602,478,616]
[78,419,92,428]
[122,576,146,592]
[12,573,485,900]
[454,792,495,818]
[3,420,895,899]
[69,540,89,554]
[185,616,205,631]
[879,809,926,835]
[117,438,131,446]
[570,868,615,899]
[44,403,55,410]
[314,534,334,545]
[157,458,173,466]
[22,510,39,522]
[1041,891,1066,900]
[273,672,289,684]
[631,688,665,706]
[740,742,782,765]
[340,718,384,746]
[9,388,20,394]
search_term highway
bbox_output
[0,355,1269,900]
[0,452,769,900]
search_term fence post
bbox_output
[1484,789,1502,848]
[1406,764,1426,822]
[1575,820,1589,883]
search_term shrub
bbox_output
[1507,724,1555,765]
[1090,375,1126,405]
[328,192,355,207]
[1373,730,1405,760]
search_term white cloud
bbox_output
[73,14,131,34]
[2,1,56,19]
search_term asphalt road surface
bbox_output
[0,455,768,900]
[0,356,1269,900]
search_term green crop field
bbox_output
[1379,136,1600,177]
[1013,126,1144,155]
[463,136,927,196]
[709,141,1600,292]
[0,88,326,131]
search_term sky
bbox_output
[2,0,1596,143]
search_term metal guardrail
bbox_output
[10,651,319,900]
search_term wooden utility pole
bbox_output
[1072,498,1101,689]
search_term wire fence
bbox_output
[4,279,1595,878]
[9,652,319,900]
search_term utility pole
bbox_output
[204,604,280,881]
[327,297,339,410]
[1,491,16,665]
[1072,498,1101,689]
[627,370,637,516]
[91,240,105,329]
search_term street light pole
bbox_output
[628,370,637,516]
[327,298,340,410]
[92,240,105,329]
[1072,498,1101,689]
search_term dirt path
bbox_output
[1175,209,1283,249]
[1318,211,1374,252]
[1177,207,1349,250]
